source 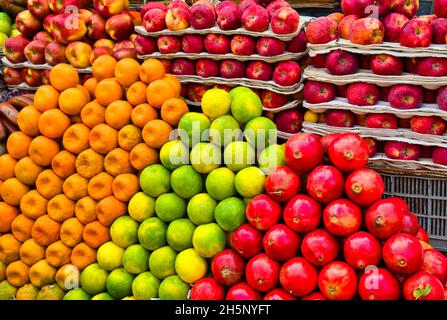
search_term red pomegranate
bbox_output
[400,212,420,236]
[416,227,429,243]
[263,224,301,261]
[211,249,246,286]
[403,271,445,300]
[383,233,424,276]
[306,165,344,203]
[226,282,261,300]
[422,249,447,285]
[264,165,301,202]
[285,132,324,173]
[263,288,296,300]
[328,133,369,172]
[320,133,341,152]
[323,199,362,237]
[301,292,327,300]
[345,168,384,206]
[190,277,226,300]
[279,257,318,297]
[283,194,322,233]
[358,267,401,300]
[318,261,358,300]
[246,253,280,292]
[246,194,282,231]
[301,229,339,267]
[343,231,382,270]
[230,224,263,259]
[365,198,405,239]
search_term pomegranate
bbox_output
[345,168,384,206]
[263,224,301,261]
[383,233,424,276]
[328,133,369,172]
[230,224,263,259]
[301,292,327,300]
[279,257,318,297]
[422,249,447,284]
[320,133,341,153]
[190,277,226,300]
[246,253,280,292]
[307,165,344,203]
[226,282,261,300]
[211,249,246,286]
[318,261,358,300]
[365,198,405,239]
[301,229,339,267]
[343,231,382,270]
[283,194,322,233]
[263,288,296,300]
[285,132,324,173]
[323,199,362,237]
[358,268,401,300]
[416,227,429,243]
[403,271,445,300]
[400,212,420,236]
[264,166,300,202]
[246,194,282,231]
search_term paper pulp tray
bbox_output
[1,57,92,73]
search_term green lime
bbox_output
[106,268,135,300]
[229,86,253,99]
[155,193,187,222]
[63,288,91,300]
[187,193,217,225]
[0,280,17,300]
[110,216,139,248]
[175,248,208,284]
[122,296,136,300]
[190,142,222,174]
[192,223,226,258]
[235,166,266,198]
[166,218,196,252]
[148,246,177,279]
[0,21,10,36]
[178,112,211,146]
[214,197,247,231]
[91,292,114,300]
[128,192,155,222]
[201,88,232,119]
[258,143,286,174]
[16,284,39,300]
[10,29,20,37]
[132,272,160,300]
[244,117,277,149]
[0,13,11,24]
[122,244,150,275]
[160,140,189,171]
[80,263,109,295]
[138,217,167,251]
[37,284,65,300]
[140,164,171,197]
[230,91,263,123]
[205,167,236,200]
[159,275,190,300]
[97,241,124,271]
[209,115,242,146]
[223,141,256,172]
[171,165,203,199]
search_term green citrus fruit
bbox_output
[160,140,189,171]
[201,88,232,119]
[223,141,256,172]
[138,217,167,251]
[244,117,277,149]
[190,142,222,174]
[106,268,135,300]
[63,288,91,300]
[187,193,217,225]
[128,192,155,222]
[178,112,211,147]
[132,272,160,300]
[139,164,171,197]
[158,275,190,300]
[175,248,208,284]
[110,216,139,248]
[214,197,247,231]
[80,263,109,296]
[192,223,226,258]
[258,143,286,174]
[209,115,242,147]
[148,246,177,280]
[97,241,125,271]
[122,244,150,275]
[205,167,236,200]
[234,166,266,198]
[230,91,263,123]
[166,218,196,252]
[171,165,203,199]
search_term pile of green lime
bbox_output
[0,12,18,47]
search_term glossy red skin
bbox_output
[358,267,401,300]
[263,224,301,261]
[364,137,378,157]
[365,198,406,239]
[400,212,420,236]
[323,199,362,237]
[343,231,382,270]
[403,271,445,300]
[321,133,341,153]
[383,233,424,276]
[280,257,318,297]
[211,249,246,286]
[345,168,384,206]
[190,277,226,300]
[318,261,357,300]
[416,227,429,243]
[246,253,281,292]
[226,282,261,300]
[307,165,344,204]
[246,195,282,231]
[328,133,369,172]
[285,133,324,174]
[301,292,327,300]
[422,249,447,285]
[301,229,339,267]
[263,288,296,300]
[230,224,263,259]
[265,166,300,202]
[283,194,322,233]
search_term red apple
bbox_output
[326,110,355,127]
[3,67,23,85]
[416,58,447,77]
[166,6,190,31]
[189,3,216,30]
[220,59,245,78]
[338,14,360,39]
[437,86,447,111]
[143,8,166,32]
[65,41,93,68]
[171,58,196,76]
[406,57,420,73]
[105,13,134,41]
[27,0,51,20]
[16,10,42,38]
[3,36,31,63]
[370,54,404,75]
[266,0,291,19]
[414,15,437,24]
[93,0,129,19]
[349,17,385,45]
[217,4,241,30]
[328,12,345,25]
[24,40,47,65]
[432,147,447,165]
[287,30,307,53]
[271,7,300,35]
[114,40,134,51]
[341,0,390,17]
[390,0,419,18]
[231,35,256,56]
[347,83,380,106]
[157,35,181,54]
[383,12,409,42]
[311,54,327,68]
[141,1,167,20]
[274,109,304,133]
[388,84,423,109]
[204,34,230,54]
[365,113,398,129]
[241,5,269,32]
[431,18,447,44]
[43,14,56,33]
[239,0,258,12]
[216,0,239,13]
[261,90,289,109]
[22,68,42,87]
[51,13,87,44]
[273,61,301,86]
[434,0,447,19]
[85,13,107,40]
[182,34,204,53]
[112,48,137,61]
[33,31,53,43]
[306,17,338,44]
[410,116,447,135]
[384,141,421,160]
[256,37,286,56]
[400,19,433,48]
[186,83,210,102]
[196,59,220,78]
[246,61,273,81]
[41,69,51,85]
[326,50,359,75]
[304,81,336,104]
[169,0,193,11]
[134,35,157,55]
[94,39,115,50]
[89,46,113,64]
[45,41,68,65]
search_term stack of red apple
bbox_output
[190,132,447,300]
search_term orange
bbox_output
[16,284,40,300]
[104,148,134,176]
[163,73,181,97]
[146,79,178,108]
[52,151,77,179]
[92,55,117,81]
[20,190,48,220]
[80,100,106,128]
[11,214,34,242]
[14,157,44,186]
[126,81,147,106]
[112,173,139,202]
[7,132,32,160]
[58,87,90,116]
[0,178,30,206]
[129,143,159,171]
[62,123,91,154]
[6,260,30,287]
[18,106,41,137]
[29,259,57,288]
[46,241,72,267]
[84,77,98,98]
[38,109,71,139]
[161,97,189,126]
[47,194,75,223]
[63,173,88,201]
[0,202,19,233]
[83,221,110,249]
[75,148,104,179]
[77,84,91,100]
[87,172,113,201]
[35,169,64,200]
[19,239,45,266]
[104,100,133,129]
[55,264,80,290]
[49,63,79,91]
[118,124,142,151]
[95,78,123,106]
[0,234,21,264]
[60,217,84,248]
[34,85,60,112]
[115,58,140,87]
[71,242,96,270]
[29,136,61,167]
[96,196,127,227]
[131,103,158,128]
[0,154,17,180]
[142,119,173,149]
[75,196,98,224]
[89,124,118,155]
[31,215,61,247]
[139,58,165,84]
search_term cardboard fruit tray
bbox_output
[1,57,92,73]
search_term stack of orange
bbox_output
[0,57,189,300]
